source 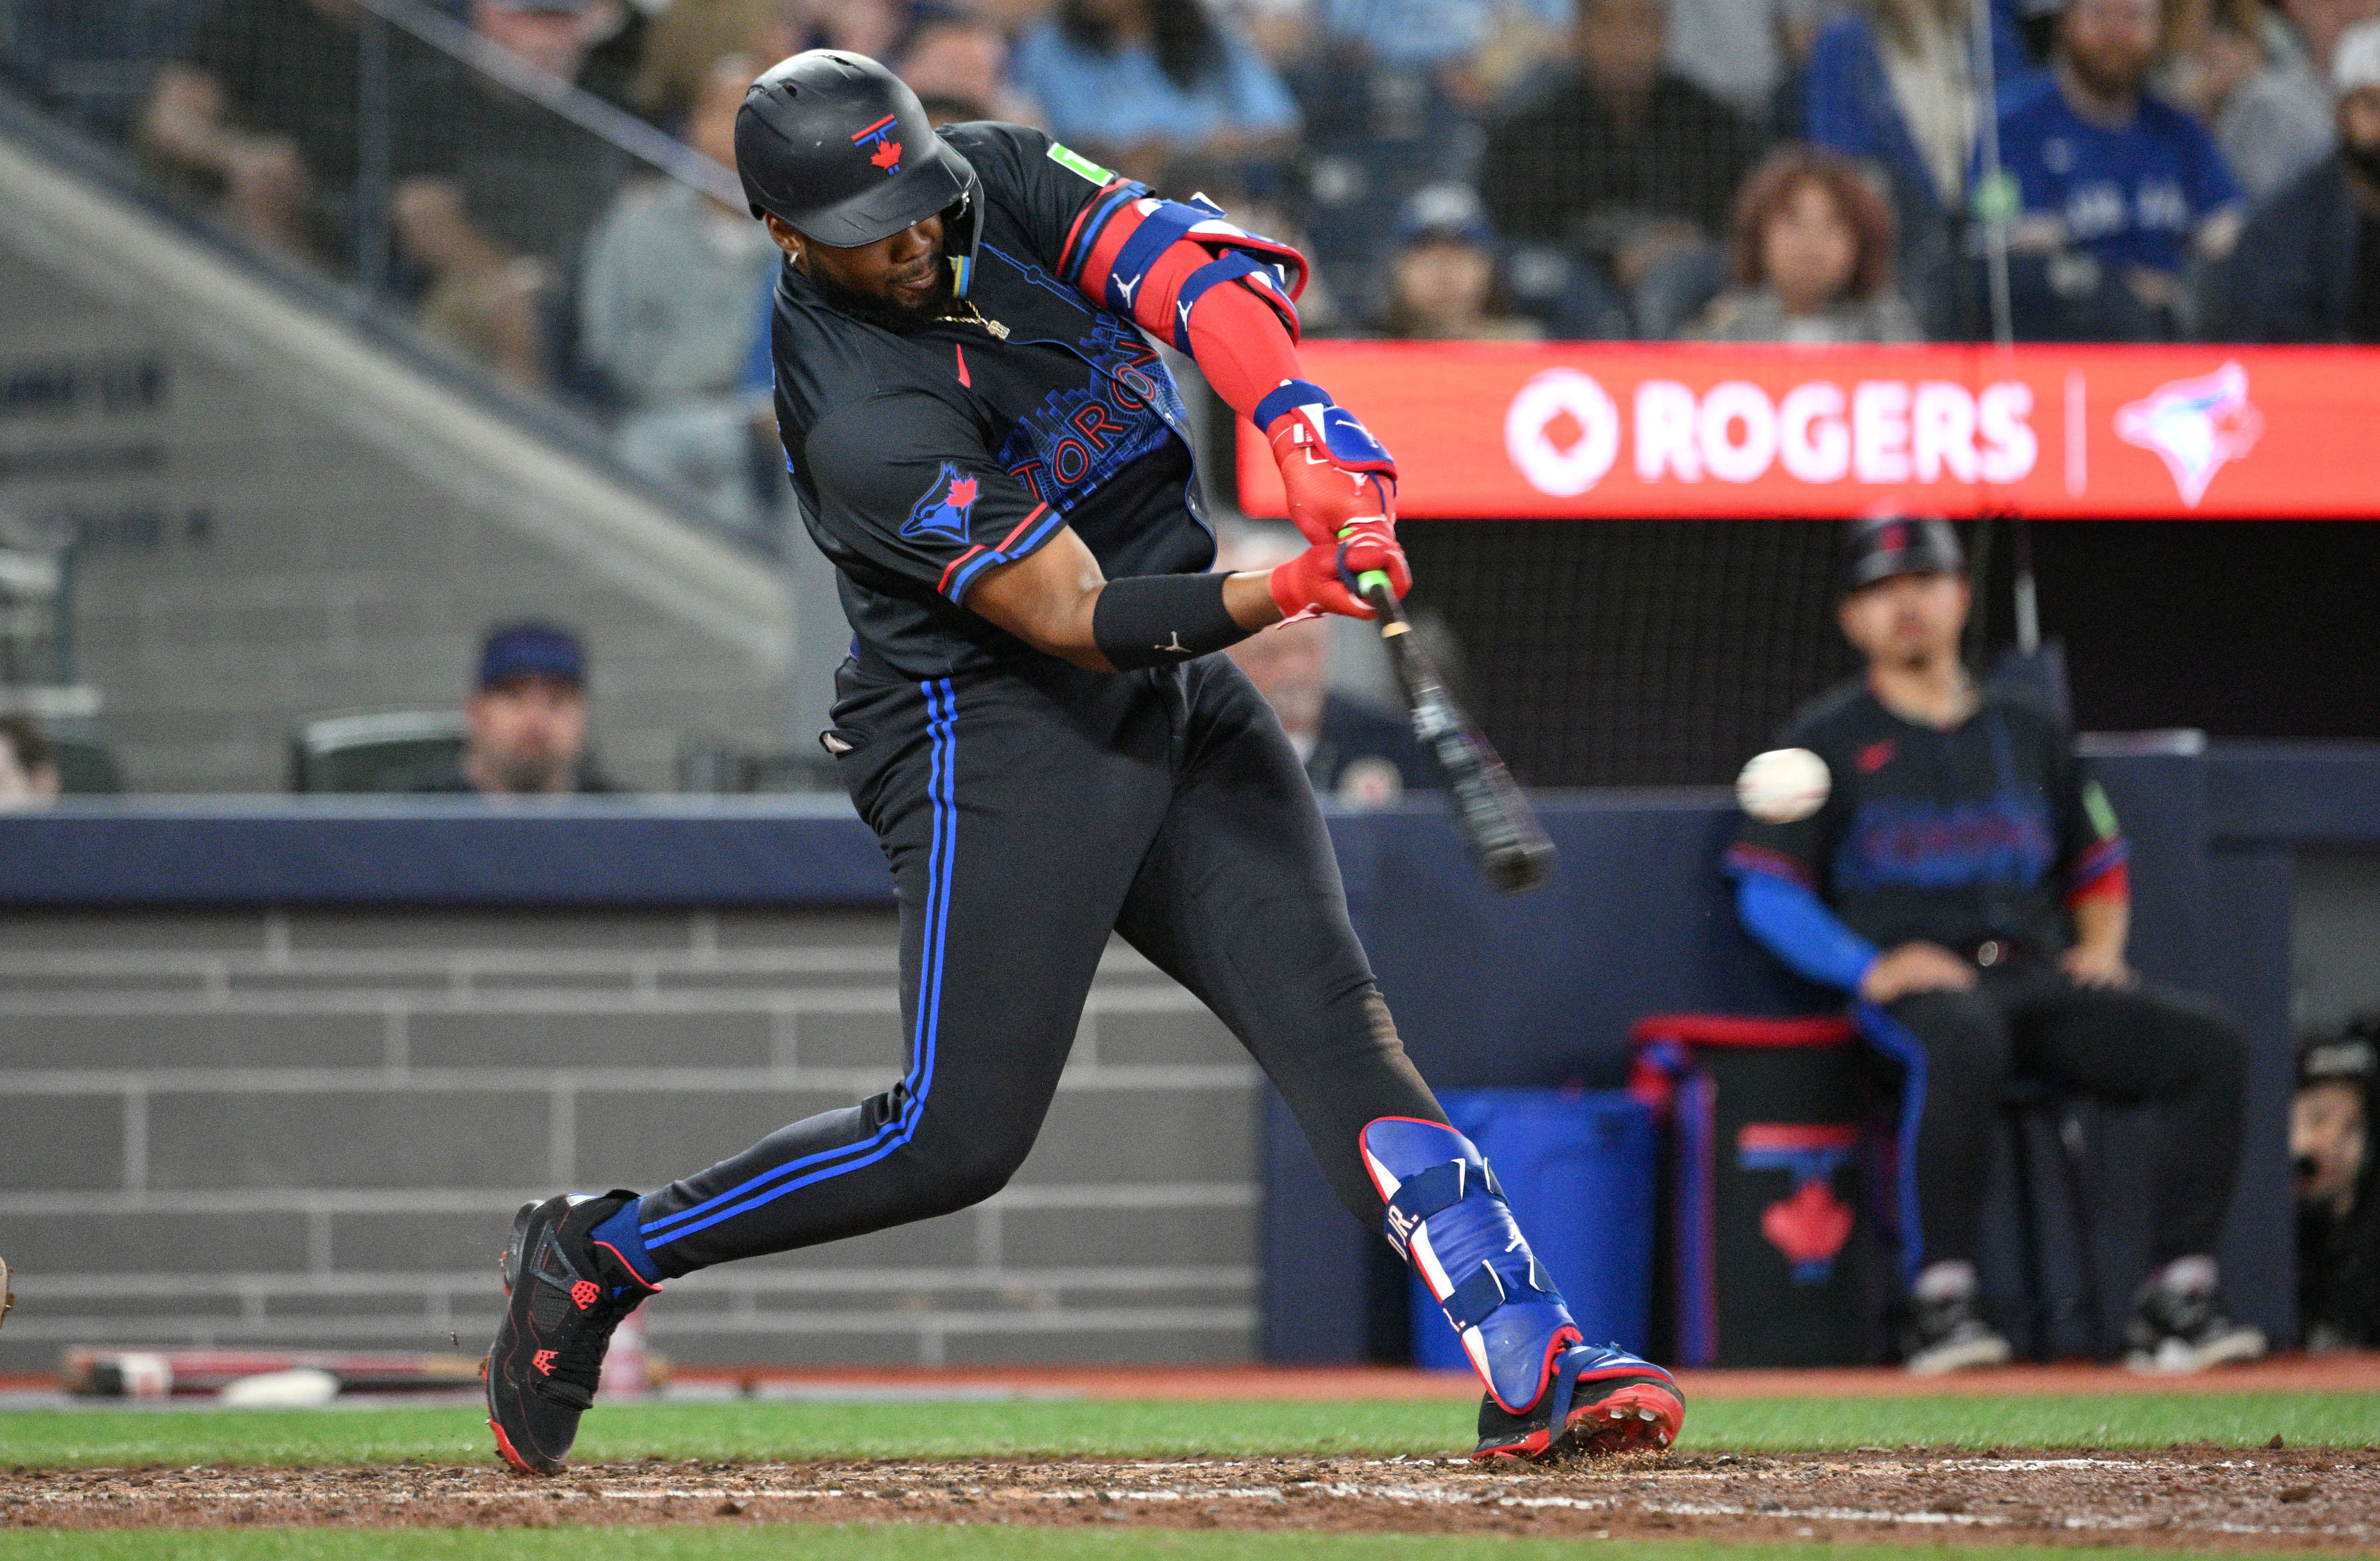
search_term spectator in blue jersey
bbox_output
[1992,0,2245,339]
[1010,0,1300,187]
[1727,516,2261,1377]
[2215,18,2380,340]
[1803,0,2034,325]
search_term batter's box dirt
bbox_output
[1,1449,2373,1548]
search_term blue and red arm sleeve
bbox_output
[1733,871,1880,995]
[2063,834,2129,905]
[2058,768,2131,907]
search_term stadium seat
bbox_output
[288,710,467,793]
[677,741,843,794]
[47,734,121,794]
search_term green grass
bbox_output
[0,1391,2372,1469]
[0,1533,2334,1561]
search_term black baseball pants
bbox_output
[631,652,1444,1275]
[1864,964,2248,1278]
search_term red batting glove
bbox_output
[1267,519,1412,621]
[1266,402,1398,547]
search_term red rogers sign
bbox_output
[1233,343,2372,519]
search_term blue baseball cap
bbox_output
[1393,184,1494,249]
[476,622,587,690]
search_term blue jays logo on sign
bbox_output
[904,463,978,543]
[852,114,902,175]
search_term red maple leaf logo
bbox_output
[947,476,978,510]
[870,139,901,170]
[1760,1178,1855,1268]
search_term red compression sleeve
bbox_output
[1181,281,1305,424]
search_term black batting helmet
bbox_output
[735,51,984,294]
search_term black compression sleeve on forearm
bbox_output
[1091,571,1253,670]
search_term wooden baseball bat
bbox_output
[1360,574,1556,894]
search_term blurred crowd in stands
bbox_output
[9,0,2380,529]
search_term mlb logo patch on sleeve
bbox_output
[1047,142,1115,186]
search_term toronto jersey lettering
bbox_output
[1724,679,2126,955]
[769,122,1212,677]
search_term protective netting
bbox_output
[1399,518,1860,788]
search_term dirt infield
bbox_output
[4,1448,2374,1549]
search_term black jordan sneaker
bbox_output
[483,1191,658,1474]
[1902,1289,2013,1376]
[2125,1277,2266,1373]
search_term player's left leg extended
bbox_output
[1112,656,1680,1461]
[484,663,1182,1471]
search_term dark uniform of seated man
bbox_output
[1726,516,2261,1375]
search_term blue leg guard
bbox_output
[1361,1115,1582,1414]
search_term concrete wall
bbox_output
[0,123,804,792]
[0,907,1259,1372]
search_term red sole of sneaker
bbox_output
[488,1416,553,1476]
[1566,1381,1683,1457]
[1473,1380,1685,1464]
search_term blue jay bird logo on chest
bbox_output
[904,463,979,543]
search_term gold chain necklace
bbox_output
[936,299,1010,340]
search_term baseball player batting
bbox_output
[483,50,1683,1473]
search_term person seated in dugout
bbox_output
[1725,515,2262,1376]
[411,622,614,796]
[2295,1018,2380,1351]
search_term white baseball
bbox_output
[1736,747,1831,824]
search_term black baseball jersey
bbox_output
[1724,678,2127,956]
[770,123,1211,678]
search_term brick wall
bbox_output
[0,909,1261,1373]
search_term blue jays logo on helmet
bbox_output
[903,462,978,543]
[852,113,903,176]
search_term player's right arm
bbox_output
[952,125,1402,602]
[803,391,1403,673]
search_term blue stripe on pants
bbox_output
[642,678,958,1247]
[1854,999,1929,1286]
